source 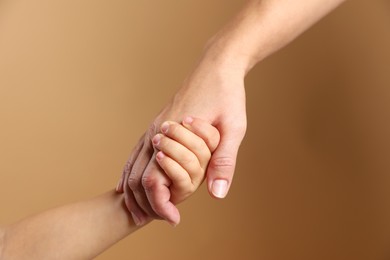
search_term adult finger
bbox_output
[116,133,145,193]
[124,172,148,226]
[127,139,162,221]
[207,122,246,199]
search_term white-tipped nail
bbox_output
[211,179,228,198]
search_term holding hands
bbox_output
[116,0,344,227]
[117,117,222,226]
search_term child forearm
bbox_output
[1,190,148,260]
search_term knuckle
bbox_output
[209,157,235,171]
[180,153,197,166]
[193,139,206,153]
[201,148,212,161]
[128,174,141,190]
[141,174,157,191]
[123,161,131,175]
[147,122,159,140]
[168,123,180,135]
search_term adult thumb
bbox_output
[207,127,245,199]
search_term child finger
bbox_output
[156,151,195,200]
[182,116,220,153]
[153,134,201,181]
[160,121,211,167]
[142,166,181,226]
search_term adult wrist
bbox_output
[201,34,254,78]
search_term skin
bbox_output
[1,191,141,260]
[0,118,219,260]
[118,0,347,225]
[0,229,4,259]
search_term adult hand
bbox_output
[115,0,346,226]
[116,53,247,226]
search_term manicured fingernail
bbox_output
[152,134,161,146]
[115,178,123,192]
[212,179,228,198]
[156,151,165,161]
[183,116,193,125]
[161,122,169,134]
[131,212,143,226]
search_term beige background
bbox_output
[1,1,390,259]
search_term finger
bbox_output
[206,123,245,199]
[128,140,162,220]
[152,134,200,181]
[117,133,148,226]
[160,121,211,169]
[116,134,145,193]
[142,159,181,226]
[156,151,194,203]
[124,172,148,226]
[182,116,220,152]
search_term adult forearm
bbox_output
[203,0,346,75]
[2,191,146,260]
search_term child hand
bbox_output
[152,117,220,205]
[118,117,220,227]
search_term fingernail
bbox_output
[131,212,143,226]
[167,216,180,227]
[115,178,123,192]
[152,134,161,146]
[161,122,169,134]
[183,116,193,126]
[168,221,178,228]
[212,179,228,198]
[156,151,165,161]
